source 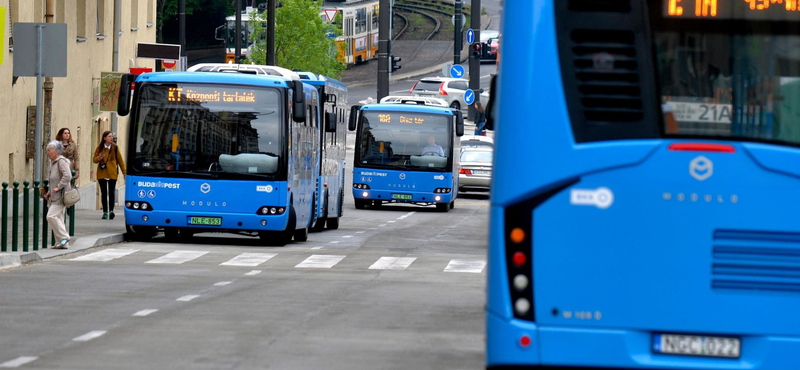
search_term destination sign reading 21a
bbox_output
[168,87,257,103]
[666,0,800,19]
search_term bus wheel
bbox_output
[126,224,155,242]
[449,201,455,209]
[164,227,180,241]
[326,190,343,230]
[260,206,296,246]
[355,199,367,209]
[436,203,450,212]
[294,224,309,242]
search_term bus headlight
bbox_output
[256,206,286,215]
[515,298,531,315]
[434,195,442,202]
[362,191,369,198]
[126,201,153,211]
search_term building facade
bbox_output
[0,0,157,209]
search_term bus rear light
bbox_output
[510,228,525,244]
[668,143,736,153]
[434,188,452,193]
[354,183,370,189]
[256,206,286,215]
[515,298,531,315]
[127,201,153,211]
[512,251,526,267]
[460,168,472,175]
[519,335,531,348]
[513,275,529,291]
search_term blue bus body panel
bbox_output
[134,71,292,88]
[125,175,289,231]
[486,0,800,368]
[352,169,454,204]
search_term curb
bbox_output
[0,232,126,270]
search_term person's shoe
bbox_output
[109,211,115,220]
[53,242,68,250]
[102,213,108,220]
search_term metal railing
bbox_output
[0,171,77,253]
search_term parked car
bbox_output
[458,147,493,193]
[409,77,489,111]
[379,95,449,107]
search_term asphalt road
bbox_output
[0,143,490,369]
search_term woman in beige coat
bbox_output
[44,140,73,249]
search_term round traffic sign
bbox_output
[464,89,475,105]
[450,64,465,79]
[162,59,177,69]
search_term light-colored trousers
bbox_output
[47,201,70,242]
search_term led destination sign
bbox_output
[377,113,426,125]
[665,0,800,20]
[167,87,257,104]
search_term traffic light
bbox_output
[391,55,401,73]
[472,43,481,59]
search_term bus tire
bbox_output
[164,227,180,241]
[294,224,309,242]
[261,206,296,246]
[326,190,343,230]
[312,191,327,232]
[355,199,367,209]
[126,224,155,242]
[436,203,450,212]
[450,201,455,209]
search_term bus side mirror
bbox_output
[455,111,464,137]
[214,25,225,41]
[325,112,337,133]
[292,80,306,123]
[348,105,362,131]
[325,93,337,105]
[484,75,497,131]
[117,73,134,117]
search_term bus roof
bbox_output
[361,103,455,115]
[134,71,293,88]
[295,72,347,90]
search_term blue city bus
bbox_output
[486,1,800,369]
[295,72,348,230]
[116,72,321,246]
[348,102,464,212]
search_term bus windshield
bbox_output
[131,83,283,177]
[654,9,800,146]
[358,111,452,171]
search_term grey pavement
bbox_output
[0,209,127,270]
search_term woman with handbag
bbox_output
[44,140,73,249]
[93,131,127,220]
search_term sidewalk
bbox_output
[0,209,127,270]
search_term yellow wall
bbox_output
[0,0,155,196]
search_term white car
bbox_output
[187,63,300,80]
[409,77,489,111]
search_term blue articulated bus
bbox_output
[348,102,464,212]
[486,1,800,369]
[116,72,321,246]
[296,72,348,231]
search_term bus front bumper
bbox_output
[487,310,800,369]
[352,188,453,205]
[124,209,289,232]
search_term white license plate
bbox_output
[472,170,490,175]
[653,334,740,358]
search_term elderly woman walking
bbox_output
[44,140,73,249]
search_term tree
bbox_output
[247,0,345,79]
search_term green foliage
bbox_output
[247,0,346,79]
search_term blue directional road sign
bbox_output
[450,64,465,79]
[466,29,475,45]
[464,89,475,105]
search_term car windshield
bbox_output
[358,110,452,171]
[461,140,493,149]
[132,83,283,177]
[461,150,493,163]
[413,81,442,92]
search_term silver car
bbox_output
[409,77,489,111]
[458,147,493,193]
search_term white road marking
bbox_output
[378,224,387,227]
[296,255,346,269]
[72,331,106,342]
[0,357,38,368]
[329,241,340,244]
[177,295,200,302]
[387,221,396,223]
[214,281,232,286]
[71,249,139,262]
[220,253,277,267]
[342,235,353,238]
[145,250,208,264]
[355,231,365,234]
[132,309,158,317]
[312,246,325,250]
[444,259,487,273]
[369,257,417,270]
[245,270,262,276]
